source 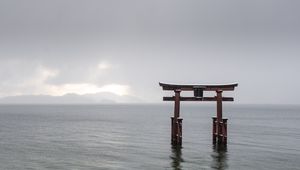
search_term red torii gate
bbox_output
[159,82,238,145]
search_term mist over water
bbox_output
[0,104,299,170]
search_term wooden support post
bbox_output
[177,118,182,145]
[171,89,182,145]
[216,90,223,122]
[216,90,222,143]
[171,117,175,141]
[212,117,217,144]
[222,118,228,144]
[213,90,228,144]
[174,89,181,118]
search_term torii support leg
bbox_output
[171,89,182,146]
[212,90,228,144]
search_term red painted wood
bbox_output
[160,82,237,145]
[163,96,234,101]
[159,82,238,91]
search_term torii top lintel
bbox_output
[159,82,238,91]
[159,82,238,102]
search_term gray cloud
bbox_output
[0,0,299,104]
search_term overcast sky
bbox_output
[0,0,299,104]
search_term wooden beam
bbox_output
[159,82,238,91]
[163,97,234,101]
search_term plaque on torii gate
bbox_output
[159,82,238,146]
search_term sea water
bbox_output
[0,104,299,170]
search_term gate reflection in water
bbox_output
[169,144,228,170]
[170,146,184,170]
[211,144,228,170]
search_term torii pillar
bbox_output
[213,90,227,144]
[171,89,182,145]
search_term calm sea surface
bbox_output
[0,104,299,170]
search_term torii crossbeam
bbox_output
[159,82,238,146]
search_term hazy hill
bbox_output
[0,92,142,104]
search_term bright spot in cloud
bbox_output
[31,66,59,84]
[48,83,130,96]
[97,62,112,70]
[98,84,129,96]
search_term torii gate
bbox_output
[159,82,238,145]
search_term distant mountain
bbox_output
[0,92,143,104]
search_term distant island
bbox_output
[0,92,142,104]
